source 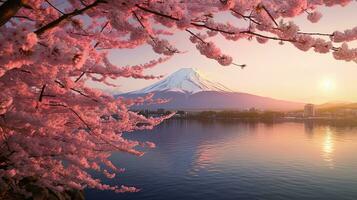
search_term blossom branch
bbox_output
[35,0,107,35]
[55,80,99,102]
[45,0,65,15]
[260,4,279,27]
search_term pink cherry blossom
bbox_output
[333,43,357,62]
[307,11,322,23]
[0,0,356,196]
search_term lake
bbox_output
[86,120,357,200]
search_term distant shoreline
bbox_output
[168,116,357,127]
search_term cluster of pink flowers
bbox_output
[0,0,356,197]
[332,27,357,43]
[333,43,357,62]
[192,38,233,66]
[307,11,322,23]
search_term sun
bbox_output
[320,78,336,92]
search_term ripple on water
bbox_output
[86,121,357,200]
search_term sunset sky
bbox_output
[103,2,357,104]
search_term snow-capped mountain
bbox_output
[120,68,304,111]
[128,68,233,94]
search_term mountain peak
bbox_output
[128,67,233,94]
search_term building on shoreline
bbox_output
[304,104,316,117]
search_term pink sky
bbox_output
[101,2,357,104]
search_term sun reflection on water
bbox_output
[322,127,335,169]
[188,144,215,176]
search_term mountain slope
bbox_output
[120,68,304,111]
[128,68,233,94]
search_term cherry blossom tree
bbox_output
[1,0,357,197]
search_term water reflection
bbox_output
[189,144,214,176]
[86,120,357,200]
[304,121,315,135]
[322,127,335,169]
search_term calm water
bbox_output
[86,120,357,200]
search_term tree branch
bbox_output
[230,7,333,38]
[132,10,178,54]
[74,71,86,83]
[261,5,278,27]
[297,31,333,37]
[240,30,297,42]
[186,29,206,44]
[48,103,91,130]
[230,9,261,25]
[38,84,46,102]
[55,80,99,102]
[0,0,24,27]
[35,0,107,35]
[93,20,109,48]
[45,0,65,15]
[186,28,246,67]
[135,4,179,21]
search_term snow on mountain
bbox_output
[120,68,304,111]
[128,68,233,94]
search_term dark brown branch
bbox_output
[35,0,107,35]
[93,20,109,48]
[75,71,86,83]
[132,11,147,30]
[231,8,333,37]
[297,31,333,37]
[241,30,338,51]
[71,88,95,101]
[135,3,279,38]
[48,103,91,130]
[132,10,179,54]
[136,4,236,35]
[79,0,88,7]
[186,28,246,67]
[240,30,297,43]
[99,20,109,33]
[45,0,65,15]
[185,29,206,44]
[0,0,23,27]
[230,9,261,25]
[132,11,157,44]
[136,4,179,21]
[68,107,91,130]
[191,22,236,35]
[48,102,137,152]
[261,5,278,27]
[39,84,46,102]
[76,21,109,83]
[55,80,99,102]
[232,63,247,68]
